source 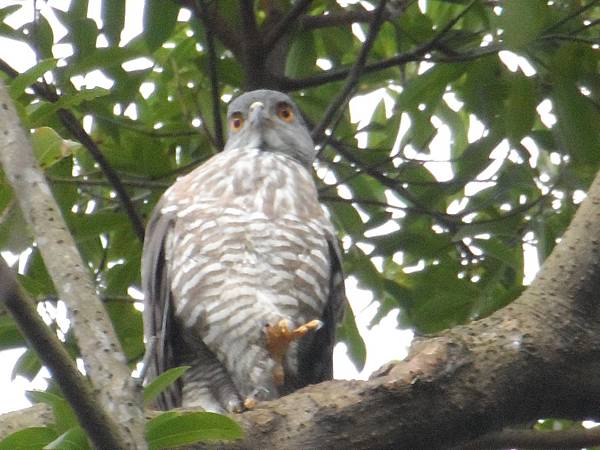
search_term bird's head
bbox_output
[224,90,315,167]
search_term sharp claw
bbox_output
[243,387,270,410]
[265,318,323,385]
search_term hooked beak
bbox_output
[249,101,266,127]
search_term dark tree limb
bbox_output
[197,0,224,149]
[0,260,132,449]
[56,110,146,240]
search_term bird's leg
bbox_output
[264,319,323,386]
[242,319,322,411]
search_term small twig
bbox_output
[197,0,224,149]
[49,175,170,189]
[282,0,484,92]
[0,259,130,450]
[539,34,600,45]
[311,0,389,142]
[263,0,313,53]
[182,0,243,57]
[56,110,146,241]
[543,0,600,34]
[137,335,157,384]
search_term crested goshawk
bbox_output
[142,89,346,412]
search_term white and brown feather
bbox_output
[142,90,346,413]
[143,148,345,412]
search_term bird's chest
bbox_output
[167,148,323,219]
[163,148,331,298]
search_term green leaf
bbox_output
[44,426,90,450]
[144,0,180,51]
[498,0,549,49]
[11,348,42,381]
[146,412,244,449]
[31,127,79,169]
[0,314,26,350]
[0,427,58,450]
[337,306,366,371]
[551,46,600,167]
[69,18,98,59]
[144,366,190,406]
[504,73,537,144]
[27,391,79,434]
[9,59,58,98]
[286,31,317,78]
[102,0,126,45]
[28,88,110,126]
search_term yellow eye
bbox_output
[230,112,244,131]
[276,102,295,123]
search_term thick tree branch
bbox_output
[0,260,132,449]
[0,59,146,241]
[0,79,146,448]
[0,404,53,440]
[174,166,600,449]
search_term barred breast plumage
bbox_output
[142,90,346,413]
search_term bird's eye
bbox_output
[276,102,295,123]
[230,112,244,131]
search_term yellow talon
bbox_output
[265,319,323,385]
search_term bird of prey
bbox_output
[142,89,346,412]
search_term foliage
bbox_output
[0,0,598,446]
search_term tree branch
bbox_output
[262,0,313,54]
[311,0,388,142]
[0,79,146,448]
[197,0,224,150]
[56,110,146,240]
[543,0,600,34]
[0,260,132,449]
[297,4,401,30]
[281,0,488,92]
[0,58,146,241]
[0,403,54,440]
[182,0,243,58]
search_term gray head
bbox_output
[224,90,315,167]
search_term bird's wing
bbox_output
[141,201,181,409]
[296,229,347,386]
